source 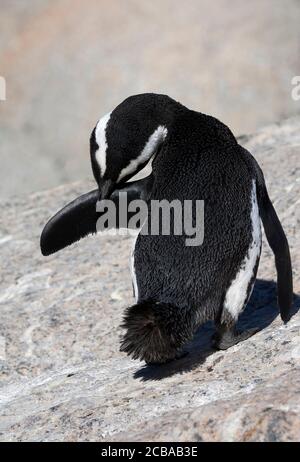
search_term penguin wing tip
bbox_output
[280,308,293,325]
[40,225,57,256]
[40,245,52,257]
[40,237,53,257]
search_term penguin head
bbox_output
[90,93,177,199]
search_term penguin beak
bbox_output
[99,179,114,200]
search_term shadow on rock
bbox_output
[134,279,300,381]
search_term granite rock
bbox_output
[0,117,299,441]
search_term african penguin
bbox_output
[41,93,293,364]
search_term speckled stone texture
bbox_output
[0,117,299,442]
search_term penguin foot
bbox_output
[212,326,259,350]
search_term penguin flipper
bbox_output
[258,183,293,323]
[40,188,99,256]
[239,147,293,322]
[40,176,153,256]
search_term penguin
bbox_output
[40,93,293,364]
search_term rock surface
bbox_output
[0,117,299,442]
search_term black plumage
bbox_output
[41,93,293,364]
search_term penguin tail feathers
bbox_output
[258,182,293,323]
[120,301,196,363]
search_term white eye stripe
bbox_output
[117,125,168,183]
[95,112,111,177]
